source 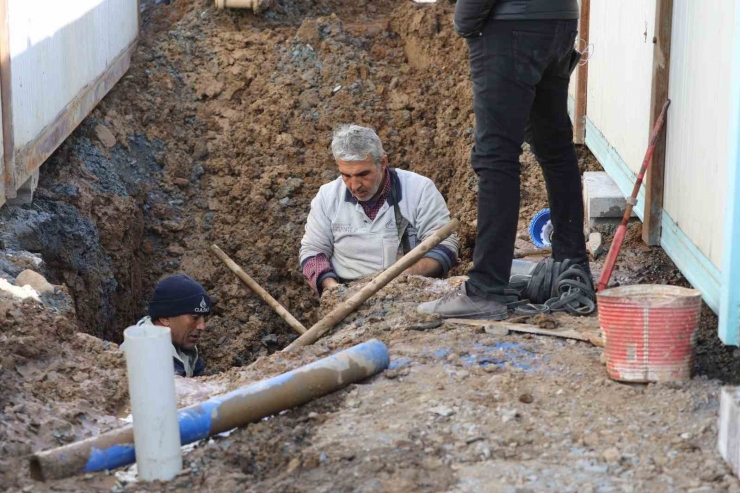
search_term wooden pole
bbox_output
[283,218,460,351]
[573,0,590,144]
[643,0,674,245]
[209,244,307,335]
[514,247,551,259]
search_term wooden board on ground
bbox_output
[446,318,604,347]
[719,387,740,479]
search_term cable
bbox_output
[515,258,596,316]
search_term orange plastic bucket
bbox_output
[597,285,702,382]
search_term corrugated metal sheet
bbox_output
[663,0,735,269]
[7,0,138,148]
[586,0,656,175]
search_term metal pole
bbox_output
[210,244,307,335]
[29,339,390,481]
[284,219,459,351]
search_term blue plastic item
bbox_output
[529,208,553,248]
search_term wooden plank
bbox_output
[446,318,604,347]
[719,387,740,478]
[11,40,136,191]
[643,0,674,245]
[573,0,590,144]
[0,0,14,203]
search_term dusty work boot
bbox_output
[417,283,508,320]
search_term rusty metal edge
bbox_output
[0,0,14,204]
[11,38,138,195]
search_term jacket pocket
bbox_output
[454,0,496,38]
[559,31,580,78]
[382,237,399,269]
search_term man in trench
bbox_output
[122,274,211,377]
[300,124,460,296]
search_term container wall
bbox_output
[8,0,138,148]
[586,0,656,175]
[1,0,138,195]
[663,0,735,270]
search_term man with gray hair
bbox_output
[300,124,459,296]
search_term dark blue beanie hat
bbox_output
[148,274,211,319]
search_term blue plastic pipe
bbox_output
[30,339,390,481]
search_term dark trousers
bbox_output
[465,18,588,301]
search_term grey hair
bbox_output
[331,124,385,165]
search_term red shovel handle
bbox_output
[595,99,671,292]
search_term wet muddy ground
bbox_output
[1,0,739,491]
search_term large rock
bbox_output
[15,270,54,295]
[582,172,638,228]
[94,124,117,148]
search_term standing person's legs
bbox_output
[467,20,566,301]
[419,20,565,319]
[529,21,589,270]
[465,28,532,301]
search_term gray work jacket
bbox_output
[300,168,459,281]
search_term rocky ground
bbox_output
[25,275,740,492]
[1,0,739,491]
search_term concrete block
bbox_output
[719,387,740,478]
[582,172,638,228]
[6,171,39,206]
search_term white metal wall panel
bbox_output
[663,0,735,269]
[568,66,576,101]
[568,0,581,101]
[586,0,656,174]
[7,0,138,149]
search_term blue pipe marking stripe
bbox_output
[83,444,136,473]
[350,338,391,369]
[178,400,220,444]
[79,339,390,474]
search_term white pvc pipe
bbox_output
[123,324,182,481]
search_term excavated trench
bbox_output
[1,0,739,490]
[5,0,490,372]
[0,0,640,372]
[0,0,620,371]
